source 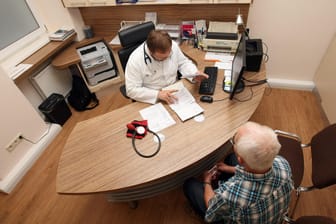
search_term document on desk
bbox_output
[205,52,234,70]
[139,103,176,132]
[163,81,204,122]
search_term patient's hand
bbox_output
[216,161,236,174]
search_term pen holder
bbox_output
[197,34,206,48]
[83,25,94,39]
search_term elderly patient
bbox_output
[183,121,293,224]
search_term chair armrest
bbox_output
[283,214,295,224]
[275,130,302,142]
[274,130,310,148]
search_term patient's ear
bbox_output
[237,155,244,166]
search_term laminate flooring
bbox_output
[0,86,334,224]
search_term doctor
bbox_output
[125,30,208,104]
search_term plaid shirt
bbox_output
[205,156,293,224]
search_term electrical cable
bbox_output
[19,123,52,144]
[262,41,269,63]
[233,87,254,102]
[213,96,229,102]
[245,82,267,87]
[242,76,267,83]
[264,82,273,96]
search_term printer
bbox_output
[202,22,240,53]
[77,41,117,86]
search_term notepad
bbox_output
[163,81,204,122]
[139,103,176,132]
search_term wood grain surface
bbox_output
[56,44,266,198]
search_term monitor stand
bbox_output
[223,80,245,94]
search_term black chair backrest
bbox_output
[118,21,155,70]
[277,135,304,188]
[118,21,155,47]
[310,123,336,189]
[118,44,140,71]
[294,215,336,224]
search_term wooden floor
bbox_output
[1,86,335,223]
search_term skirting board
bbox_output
[0,123,62,194]
[267,78,315,91]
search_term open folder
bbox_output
[163,81,204,122]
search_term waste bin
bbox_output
[38,93,72,126]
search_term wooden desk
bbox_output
[13,33,76,84]
[56,46,266,202]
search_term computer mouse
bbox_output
[200,95,213,103]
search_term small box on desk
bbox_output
[245,39,263,72]
[39,93,72,126]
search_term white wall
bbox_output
[0,67,48,179]
[0,0,84,193]
[247,0,336,89]
[16,1,85,109]
[314,33,336,123]
[32,0,85,40]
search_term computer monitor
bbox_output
[223,34,246,100]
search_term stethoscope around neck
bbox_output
[143,43,152,65]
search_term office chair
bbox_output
[283,214,336,224]
[117,21,155,99]
[275,123,336,217]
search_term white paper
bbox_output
[163,81,204,122]
[109,35,120,45]
[223,70,232,92]
[139,103,176,132]
[205,52,234,62]
[214,61,232,70]
[195,19,207,33]
[156,24,180,31]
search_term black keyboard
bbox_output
[199,66,218,95]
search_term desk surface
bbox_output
[56,45,266,200]
[51,37,106,69]
[13,33,76,83]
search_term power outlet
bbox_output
[5,133,22,152]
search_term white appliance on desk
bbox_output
[76,41,117,86]
[202,22,240,53]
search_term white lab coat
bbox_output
[125,41,198,104]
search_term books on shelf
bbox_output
[116,0,137,3]
[181,21,195,40]
[163,81,204,122]
[49,27,75,41]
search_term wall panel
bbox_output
[79,4,249,38]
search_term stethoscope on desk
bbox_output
[126,120,161,158]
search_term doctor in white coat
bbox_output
[125,30,208,104]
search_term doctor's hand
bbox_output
[158,89,178,104]
[192,71,209,83]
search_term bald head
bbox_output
[234,122,281,171]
